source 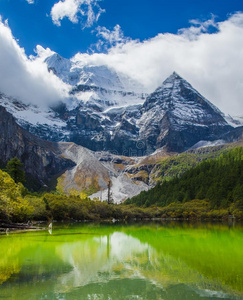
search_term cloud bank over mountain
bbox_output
[0,18,68,107]
[0,13,243,114]
[76,13,243,115]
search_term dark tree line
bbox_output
[125,147,243,209]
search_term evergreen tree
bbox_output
[6,157,25,184]
[125,147,243,209]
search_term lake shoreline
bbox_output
[0,222,46,233]
[0,214,241,233]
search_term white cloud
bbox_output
[72,12,243,115]
[178,15,218,39]
[93,25,131,51]
[1,13,243,116]
[26,0,34,4]
[0,18,68,107]
[51,0,105,28]
[33,45,55,60]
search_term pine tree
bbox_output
[6,157,25,184]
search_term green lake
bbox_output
[0,222,242,300]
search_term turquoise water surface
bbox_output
[0,222,242,300]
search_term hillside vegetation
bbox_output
[0,169,160,223]
[125,147,243,218]
[0,169,115,222]
[1,146,243,223]
[153,144,238,183]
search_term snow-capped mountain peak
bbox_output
[137,72,233,152]
[145,72,225,117]
[0,68,237,155]
[45,53,143,92]
[45,53,72,80]
[44,52,147,110]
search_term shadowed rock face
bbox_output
[0,105,151,199]
[0,106,75,185]
[219,126,243,143]
[0,72,235,156]
[57,73,233,154]
[138,72,232,152]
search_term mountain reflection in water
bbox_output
[0,222,242,300]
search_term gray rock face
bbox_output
[56,72,232,154]
[0,70,234,155]
[219,126,243,143]
[0,104,150,199]
[138,72,232,152]
[0,106,74,186]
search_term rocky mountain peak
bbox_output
[158,71,183,88]
[144,72,222,115]
[45,53,71,76]
[139,72,232,152]
[44,53,146,95]
[164,71,182,82]
[0,67,236,156]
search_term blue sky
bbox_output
[0,0,242,58]
[0,0,243,115]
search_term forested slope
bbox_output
[125,147,243,211]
